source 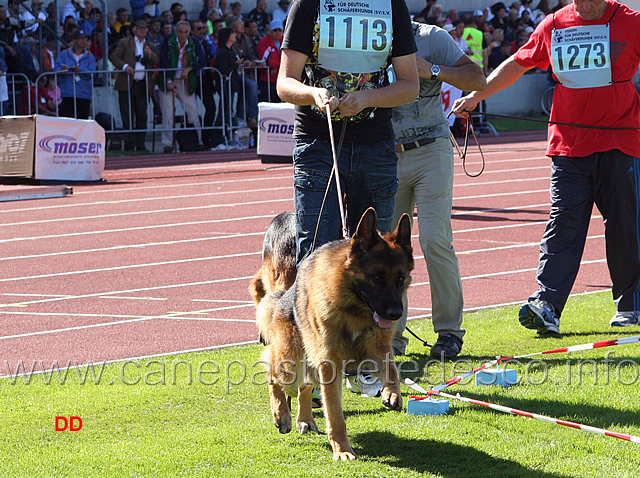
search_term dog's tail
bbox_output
[249,270,267,306]
[256,290,286,345]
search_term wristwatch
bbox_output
[430,64,440,80]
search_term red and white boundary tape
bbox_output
[432,335,640,392]
[404,378,640,443]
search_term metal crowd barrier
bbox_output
[3,65,277,152]
[1,72,32,116]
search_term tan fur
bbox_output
[250,212,297,344]
[257,208,414,461]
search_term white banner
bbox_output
[441,82,463,127]
[34,116,105,181]
[0,116,35,177]
[257,102,295,157]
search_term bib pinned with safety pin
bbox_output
[318,0,392,73]
[551,24,611,89]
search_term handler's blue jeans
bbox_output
[293,138,398,264]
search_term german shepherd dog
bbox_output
[249,211,297,345]
[255,208,413,460]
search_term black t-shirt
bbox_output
[282,0,416,143]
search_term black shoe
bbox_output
[430,334,463,360]
[163,146,173,153]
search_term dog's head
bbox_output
[347,208,414,329]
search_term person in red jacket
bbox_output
[255,19,283,102]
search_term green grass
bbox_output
[2,292,639,477]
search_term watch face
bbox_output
[431,65,440,76]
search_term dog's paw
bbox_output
[296,419,318,434]
[333,451,357,461]
[381,387,402,411]
[275,414,292,434]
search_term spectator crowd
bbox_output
[0,0,571,149]
[415,1,569,75]
[0,0,288,150]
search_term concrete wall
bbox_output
[485,72,550,117]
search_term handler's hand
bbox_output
[314,88,339,113]
[451,95,480,118]
[337,91,367,117]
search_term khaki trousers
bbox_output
[391,136,465,355]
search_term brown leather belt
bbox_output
[395,137,436,153]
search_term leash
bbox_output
[310,106,348,253]
[447,110,485,178]
[479,110,640,130]
[404,325,432,348]
[448,107,640,178]
[325,104,349,239]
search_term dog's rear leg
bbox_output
[318,363,356,461]
[264,345,292,434]
[296,384,318,434]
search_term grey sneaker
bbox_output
[519,298,560,335]
[610,311,640,327]
[430,334,463,360]
[345,372,382,397]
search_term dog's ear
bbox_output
[352,207,380,252]
[391,213,412,250]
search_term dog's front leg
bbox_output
[379,350,402,411]
[318,362,356,461]
[268,380,292,433]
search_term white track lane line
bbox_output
[409,258,606,287]
[0,197,292,228]
[0,305,256,341]
[0,188,550,228]
[0,275,254,307]
[0,214,279,244]
[0,199,555,248]
[0,232,264,261]
[0,252,260,284]
[0,158,550,218]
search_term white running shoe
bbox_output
[345,372,382,398]
[610,311,640,327]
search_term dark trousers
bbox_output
[258,79,280,103]
[118,81,149,149]
[532,151,640,314]
[292,138,398,264]
[197,74,220,147]
[59,97,91,119]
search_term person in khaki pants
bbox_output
[391,22,486,360]
[110,19,159,151]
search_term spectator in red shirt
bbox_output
[256,19,282,102]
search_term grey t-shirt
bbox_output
[392,22,464,144]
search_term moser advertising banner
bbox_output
[34,115,105,181]
[0,116,35,177]
[257,102,295,161]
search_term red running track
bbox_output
[0,132,611,377]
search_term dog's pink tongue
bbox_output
[373,312,393,329]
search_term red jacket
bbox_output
[256,34,281,83]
